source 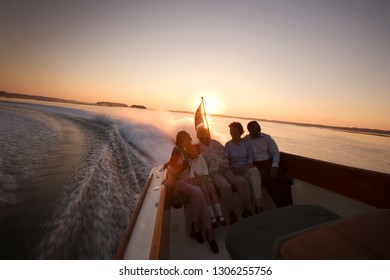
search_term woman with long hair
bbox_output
[163,130,219,253]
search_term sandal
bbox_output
[217,216,227,226]
[211,217,219,228]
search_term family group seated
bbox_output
[163,121,292,254]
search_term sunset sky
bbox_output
[1,0,389,130]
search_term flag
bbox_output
[194,102,205,130]
[194,97,211,137]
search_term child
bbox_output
[188,144,227,228]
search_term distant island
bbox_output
[0,91,147,109]
[95,101,130,107]
[1,90,388,137]
[130,105,147,109]
[0,90,92,106]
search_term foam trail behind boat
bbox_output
[0,101,188,259]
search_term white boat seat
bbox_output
[225,204,341,259]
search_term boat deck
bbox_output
[168,189,277,259]
[278,209,390,259]
[117,156,390,260]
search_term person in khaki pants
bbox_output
[197,126,253,224]
[224,122,264,214]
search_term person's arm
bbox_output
[224,142,240,174]
[224,142,232,166]
[246,140,254,166]
[268,136,280,179]
[236,140,253,176]
[163,165,178,189]
[199,154,209,175]
[162,148,183,189]
[269,137,280,168]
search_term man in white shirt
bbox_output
[197,127,253,224]
[246,121,292,207]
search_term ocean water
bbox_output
[0,98,389,259]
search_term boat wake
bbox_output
[35,126,153,259]
[0,103,173,259]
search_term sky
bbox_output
[1,0,389,130]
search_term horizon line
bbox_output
[1,90,389,136]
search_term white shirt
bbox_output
[245,133,280,168]
[198,139,229,173]
[189,154,209,178]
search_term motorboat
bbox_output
[115,151,390,260]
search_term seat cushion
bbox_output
[225,205,341,259]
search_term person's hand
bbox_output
[271,167,278,179]
[232,166,249,176]
[162,176,175,189]
[162,178,169,186]
[240,166,250,176]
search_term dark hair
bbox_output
[247,121,261,130]
[229,122,244,135]
[176,130,190,145]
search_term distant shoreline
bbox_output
[1,90,389,137]
[0,91,147,109]
[170,110,390,138]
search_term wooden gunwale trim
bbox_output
[280,152,390,208]
[114,173,154,259]
[149,170,168,259]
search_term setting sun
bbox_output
[196,92,223,115]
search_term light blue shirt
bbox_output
[245,133,280,168]
[224,138,254,168]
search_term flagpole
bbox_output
[201,97,211,138]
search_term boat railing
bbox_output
[115,171,155,259]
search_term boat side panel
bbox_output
[280,152,390,208]
[292,179,377,217]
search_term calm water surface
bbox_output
[178,112,390,174]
